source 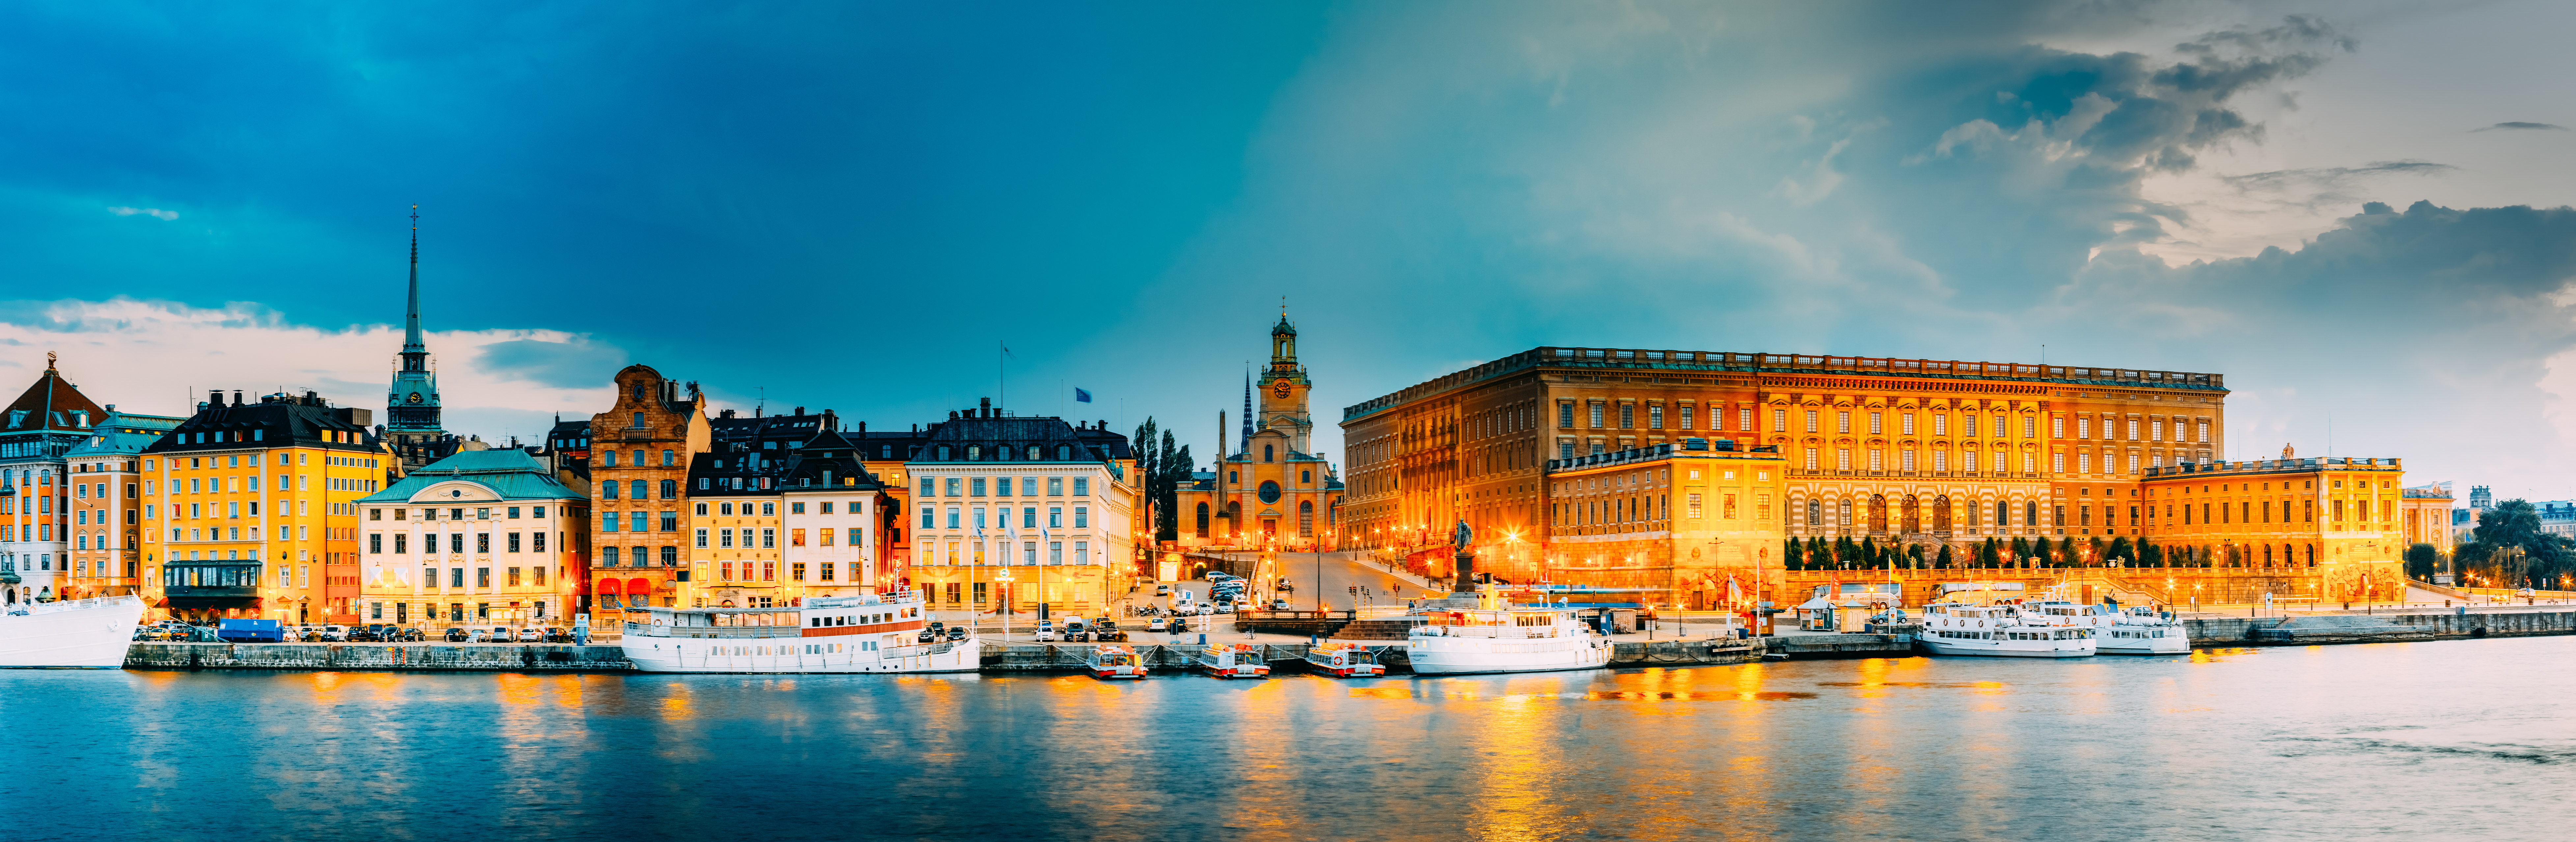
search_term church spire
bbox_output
[1240,368,1254,453]
[401,204,427,369]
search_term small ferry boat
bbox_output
[1302,641,1384,678]
[1405,588,1612,675]
[1,595,147,668]
[1086,644,1148,679]
[1919,602,2096,658]
[2097,605,2191,655]
[1196,642,1271,679]
[621,590,977,674]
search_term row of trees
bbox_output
[1128,417,1195,543]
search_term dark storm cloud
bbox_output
[474,338,632,389]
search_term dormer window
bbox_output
[71,411,88,428]
[5,410,22,428]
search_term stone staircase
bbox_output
[1332,618,1422,641]
[2250,614,2436,644]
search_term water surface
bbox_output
[9,637,2570,841]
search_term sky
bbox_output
[3,1,2574,499]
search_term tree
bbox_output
[1130,417,1195,543]
[2106,536,2134,566]
[2030,536,2054,568]
[2455,499,2574,588]
[2140,541,2163,568]
[1936,544,1954,570]
[2404,543,2439,581]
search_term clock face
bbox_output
[1271,379,1291,399]
[407,392,423,404]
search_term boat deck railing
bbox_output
[624,622,800,639]
[1413,625,1560,639]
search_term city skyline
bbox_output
[3,2,2576,494]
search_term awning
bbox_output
[1795,598,1832,609]
[627,577,654,595]
[597,579,623,595]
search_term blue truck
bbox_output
[215,618,284,643]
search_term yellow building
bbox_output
[903,400,1142,619]
[686,444,787,608]
[1173,315,1345,552]
[1543,439,1789,608]
[2139,454,2409,604]
[140,391,389,624]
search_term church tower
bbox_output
[386,206,445,464]
[1256,311,1313,453]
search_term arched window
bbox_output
[1259,481,1282,504]
[1807,499,1822,527]
[1299,501,1314,537]
[1194,503,1210,538]
[1264,445,1275,462]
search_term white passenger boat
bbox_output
[2096,605,2191,655]
[1919,602,2096,658]
[621,591,977,674]
[1196,642,1270,679]
[1404,589,1612,675]
[1302,641,1384,678]
[0,595,147,668]
[1086,644,1148,680]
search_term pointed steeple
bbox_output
[1240,368,1254,454]
[401,205,427,367]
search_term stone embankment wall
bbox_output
[126,643,631,672]
[2184,611,2576,644]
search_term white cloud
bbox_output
[106,206,178,220]
[0,298,623,445]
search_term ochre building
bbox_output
[1172,315,1345,552]
[2139,455,2412,604]
[1343,347,2229,586]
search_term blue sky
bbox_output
[5,1,2576,496]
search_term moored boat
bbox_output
[1196,642,1270,679]
[2096,605,2191,655]
[1404,588,1611,675]
[1918,601,2096,658]
[621,590,977,674]
[1086,644,1147,679]
[1302,641,1384,678]
[0,595,147,668]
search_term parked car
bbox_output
[445,627,470,642]
[1271,599,1291,611]
[1146,617,1169,633]
[1093,618,1124,642]
[1033,620,1057,642]
[1154,584,1171,596]
[319,625,349,642]
[1196,603,1216,616]
[345,627,380,643]
[515,627,543,642]
[544,627,570,643]
[946,625,968,641]
[491,627,515,643]
[1063,617,1089,642]
[396,627,426,642]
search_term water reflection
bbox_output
[4,637,2570,841]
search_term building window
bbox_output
[1073,478,1089,496]
[1558,403,1574,428]
[1836,449,1851,471]
[1648,405,1664,429]
[1869,412,1882,435]
[2053,417,2065,438]
[1677,406,1692,430]
[1804,448,1819,470]
[1901,413,1915,435]
[1589,403,1604,428]
[1837,412,1851,434]
[1559,441,1575,460]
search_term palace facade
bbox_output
[1342,347,2229,587]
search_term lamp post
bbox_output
[992,567,1013,642]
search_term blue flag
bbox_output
[1074,388,1092,403]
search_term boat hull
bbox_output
[1302,658,1384,678]
[1919,637,2096,658]
[2096,630,2192,655]
[623,637,981,674]
[1405,635,1612,675]
[0,596,147,668]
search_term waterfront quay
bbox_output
[118,604,2576,672]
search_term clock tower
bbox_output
[385,206,445,465]
[1257,311,1313,454]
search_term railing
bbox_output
[623,622,801,639]
[1413,625,1559,639]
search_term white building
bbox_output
[780,428,890,598]
[357,450,588,629]
[904,402,1139,619]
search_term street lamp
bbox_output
[992,567,1014,642]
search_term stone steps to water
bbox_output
[1332,618,1421,640]
[2250,615,2435,643]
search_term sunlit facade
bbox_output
[357,449,588,629]
[138,390,388,624]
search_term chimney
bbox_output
[857,420,866,433]
[794,406,805,416]
[305,390,320,405]
[232,390,243,405]
[209,390,225,407]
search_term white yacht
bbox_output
[1,595,147,668]
[622,591,978,673]
[1195,643,1270,679]
[2096,605,2191,655]
[1303,641,1384,678]
[1919,601,2096,658]
[1404,589,1612,675]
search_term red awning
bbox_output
[627,577,653,595]
[597,579,622,595]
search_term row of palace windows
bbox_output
[919,476,1090,497]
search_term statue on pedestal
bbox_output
[1451,519,1477,595]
